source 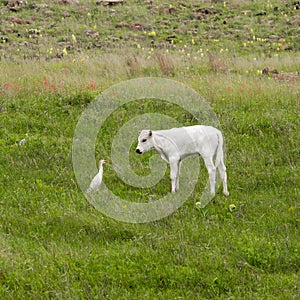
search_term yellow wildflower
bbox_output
[72,34,77,43]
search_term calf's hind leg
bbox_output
[217,160,229,196]
[203,156,216,195]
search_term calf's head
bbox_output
[136,130,154,154]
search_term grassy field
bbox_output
[0,0,299,299]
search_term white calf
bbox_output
[136,125,229,196]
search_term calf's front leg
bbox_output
[169,159,180,193]
[175,160,182,191]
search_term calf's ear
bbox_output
[149,130,152,137]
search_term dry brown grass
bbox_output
[207,52,229,74]
[154,52,175,76]
[125,55,141,77]
[0,50,299,93]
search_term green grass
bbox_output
[1,74,299,299]
[0,0,300,299]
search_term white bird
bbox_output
[86,159,108,193]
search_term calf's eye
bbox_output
[142,139,147,143]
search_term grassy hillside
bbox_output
[1,0,300,59]
[0,0,299,299]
